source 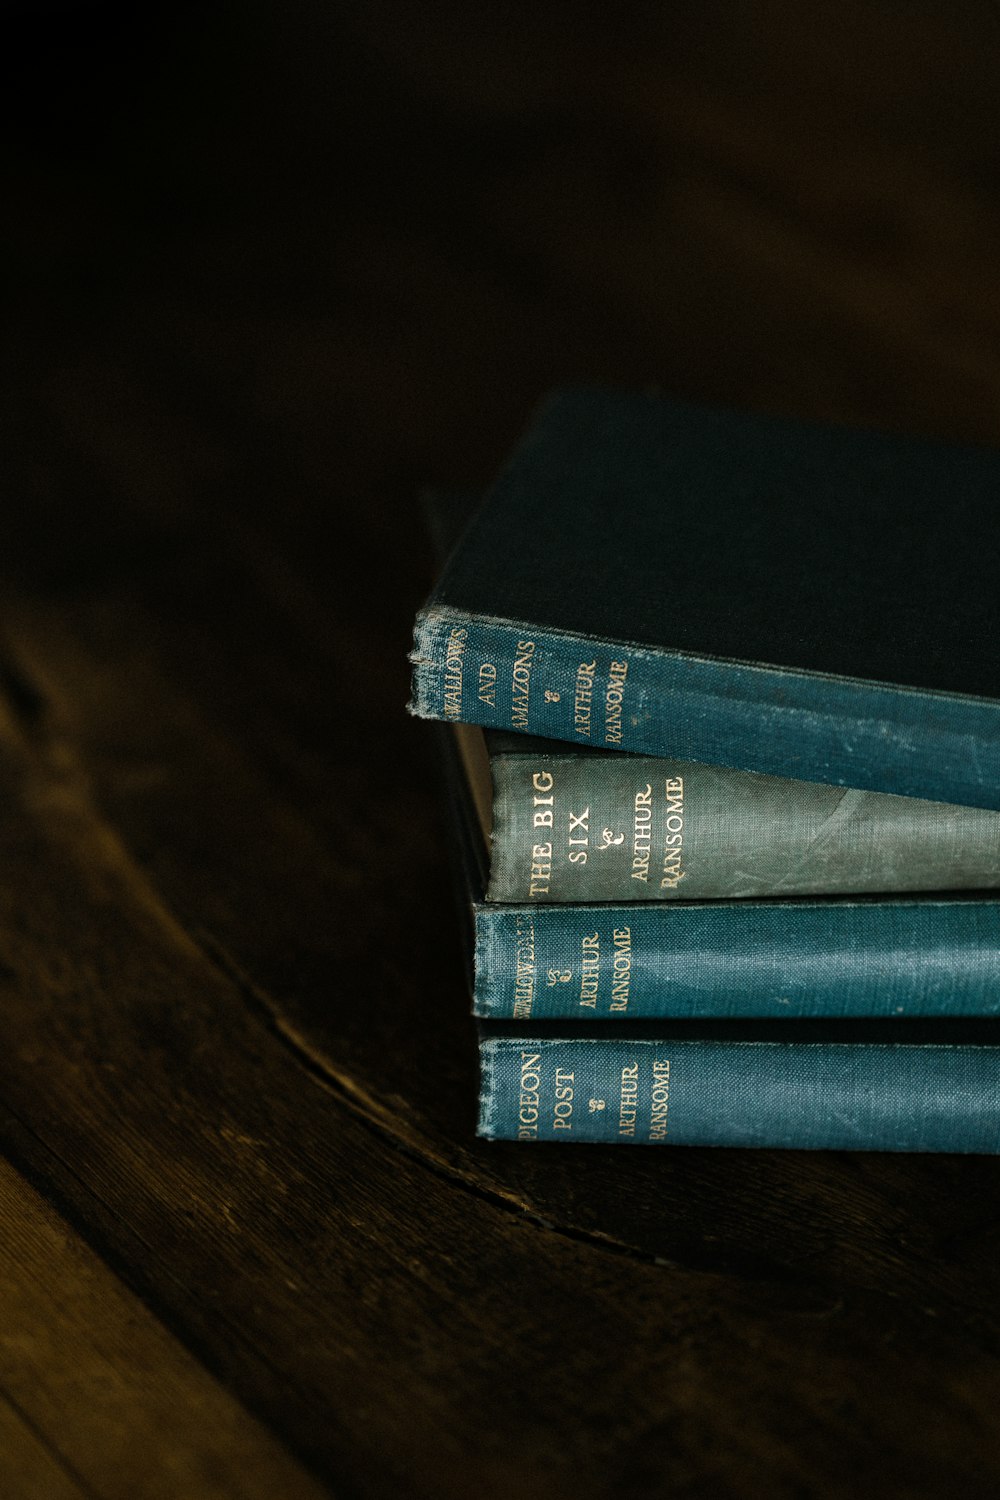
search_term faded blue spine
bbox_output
[473,900,1000,1020]
[479,1035,1000,1150]
[409,608,1000,809]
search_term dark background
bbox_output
[2,4,1000,1497]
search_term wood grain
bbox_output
[0,1159,326,1500]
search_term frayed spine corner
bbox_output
[476,1036,498,1137]
[407,610,444,718]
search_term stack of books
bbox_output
[409,389,1000,1151]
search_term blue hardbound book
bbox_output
[411,391,1000,809]
[439,725,1000,1022]
[477,1022,1000,1150]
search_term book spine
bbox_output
[473,902,1000,1020]
[478,1034,1000,1150]
[409,608,1000,810]
[487,752,1000,902]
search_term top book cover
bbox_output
[409,390,1000,809]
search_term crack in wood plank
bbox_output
[194,930,841,1284]
[0,633,700,1277]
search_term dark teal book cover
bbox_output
[411,392,1000,808]
[478,1022,1000,1150]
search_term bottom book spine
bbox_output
[478,1034,1000,1151]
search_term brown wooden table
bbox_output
[3,4,1000,1495]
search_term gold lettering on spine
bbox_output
[513,915,536,1019]
[574,660,597,737]
[531,769,554,829]
[553,1069,575,1132]
[518,1051,541,1139]
[442,627,468,719]
[609,927,632,1012]
[631,783,653,883]
[649,1060,671,1140]
[604,660,629,744]
[511,640,535,729]
[619,1063,639,1136]
[529,842,553,897]
[579,932,600,1009]
[478,661,497,707]
[660,776,686,888]
[567,805,590,865]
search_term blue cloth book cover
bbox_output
[411,391,1000,808]
[478,1023,1000,1150]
